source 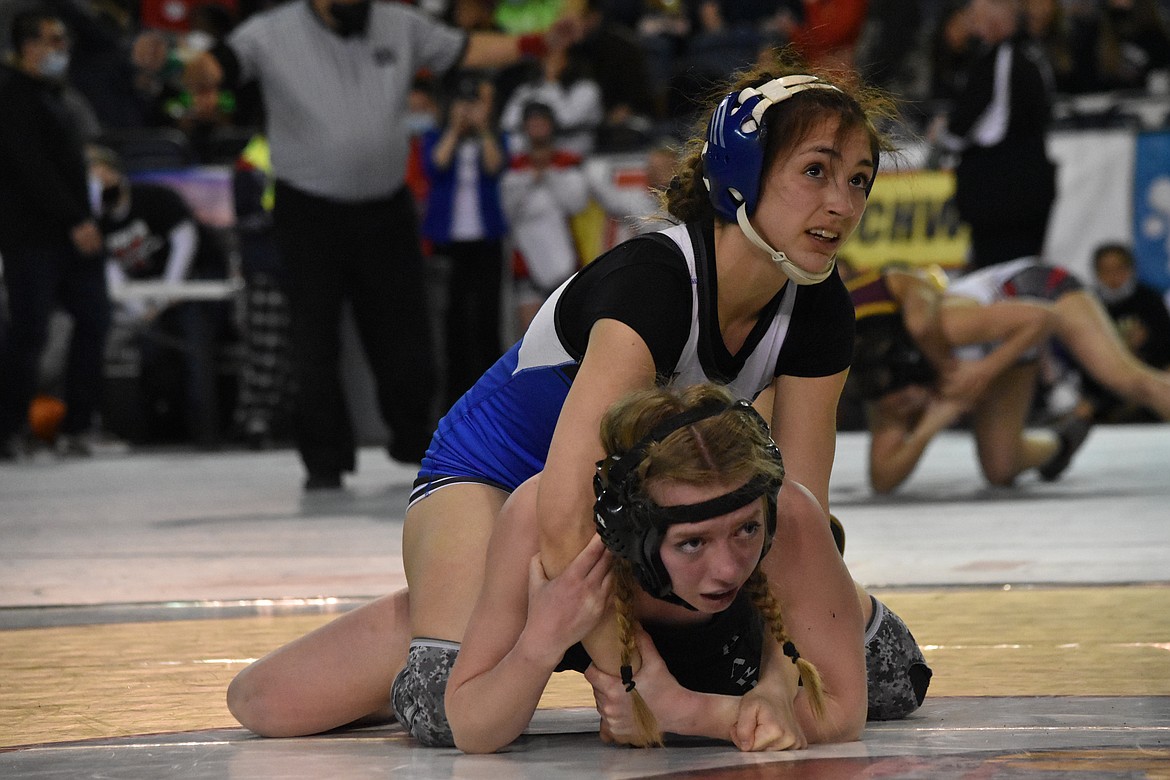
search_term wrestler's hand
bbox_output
[921,394,966,433]
[584,663,634,744]
[523,534,612,662]
[731,687,807,751]
[586,626,681,744]
[938,358,993,409]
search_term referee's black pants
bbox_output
[274,182,437,478]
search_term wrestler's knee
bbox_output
[390,639,460,747]
[864,598,933,721]
[226,663,299,737]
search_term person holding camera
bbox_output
[420,76,509,412]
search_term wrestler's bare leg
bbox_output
[1054,290,1170,420]
[227,589,411,737]
[970,363,1056,485]
[401,483,507,643]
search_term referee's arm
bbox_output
[461,13,582,70]
[184,12,582,95]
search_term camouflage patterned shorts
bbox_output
[390,639,460,746]
[865,597,933,720]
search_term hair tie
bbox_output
[782,640,800,664]
[620,664,636,692]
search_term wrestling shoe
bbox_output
[1038,416,1092,482]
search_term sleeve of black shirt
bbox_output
[0,83,91,230]
[947,44,998,139]
[557,235,694,378]
[1136,288,1170,368]
[775,271,855,378]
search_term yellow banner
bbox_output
[844,170,970,271]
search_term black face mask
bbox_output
[101,184,123,210]
[329,0,371,38]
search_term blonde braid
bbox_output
[744,568,826,718]
[612,560,663,747]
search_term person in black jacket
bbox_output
[0,7,109,459]
[1085,243,1170,422]
[936,0,1058,271]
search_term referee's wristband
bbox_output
[518,33,548,58]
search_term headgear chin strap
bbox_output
[735,204,837,285]
[702,75,845,286]
[593,399,784,609]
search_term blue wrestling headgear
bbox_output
[592,399,783,606]
[701,74,875,287]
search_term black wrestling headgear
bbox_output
[592,399,783,605]
[852,313,937,400]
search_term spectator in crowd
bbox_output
[934,0,1058,271]
[501,101,590,333]
[50,0,141,130]
[128,28,186,128]
[572,0,657,150]
[1083,0,1170,93]
[232,133,296,449]
[477,0,561,125]
[90,147,234,447]
[1022,0,1097,95]
[585,138,677,246]
[420,73,510,411]
[184,0,582,490]
[927,0,980,103]
[0,2,102,139]
[784,0,870,71]
[172,3,266,163]
[1086,243,1170,421]
[854,0,926,99]
[0,7,109,460]
[628,0,692,121]
[493,0,567,34]
[498,39,603,156]
[678,0,800,113]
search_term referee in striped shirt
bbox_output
[187,1,578,490]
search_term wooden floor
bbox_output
[2,586,1169,749]
[2,426,1169,777]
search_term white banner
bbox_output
[1043,129,1136,283]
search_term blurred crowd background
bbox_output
[2,0,1169,458]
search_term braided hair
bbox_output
[599,384,824,745]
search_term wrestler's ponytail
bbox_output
[744,567,826,718]
[613,559,664,747]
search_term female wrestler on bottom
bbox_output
[446,383,931,753]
